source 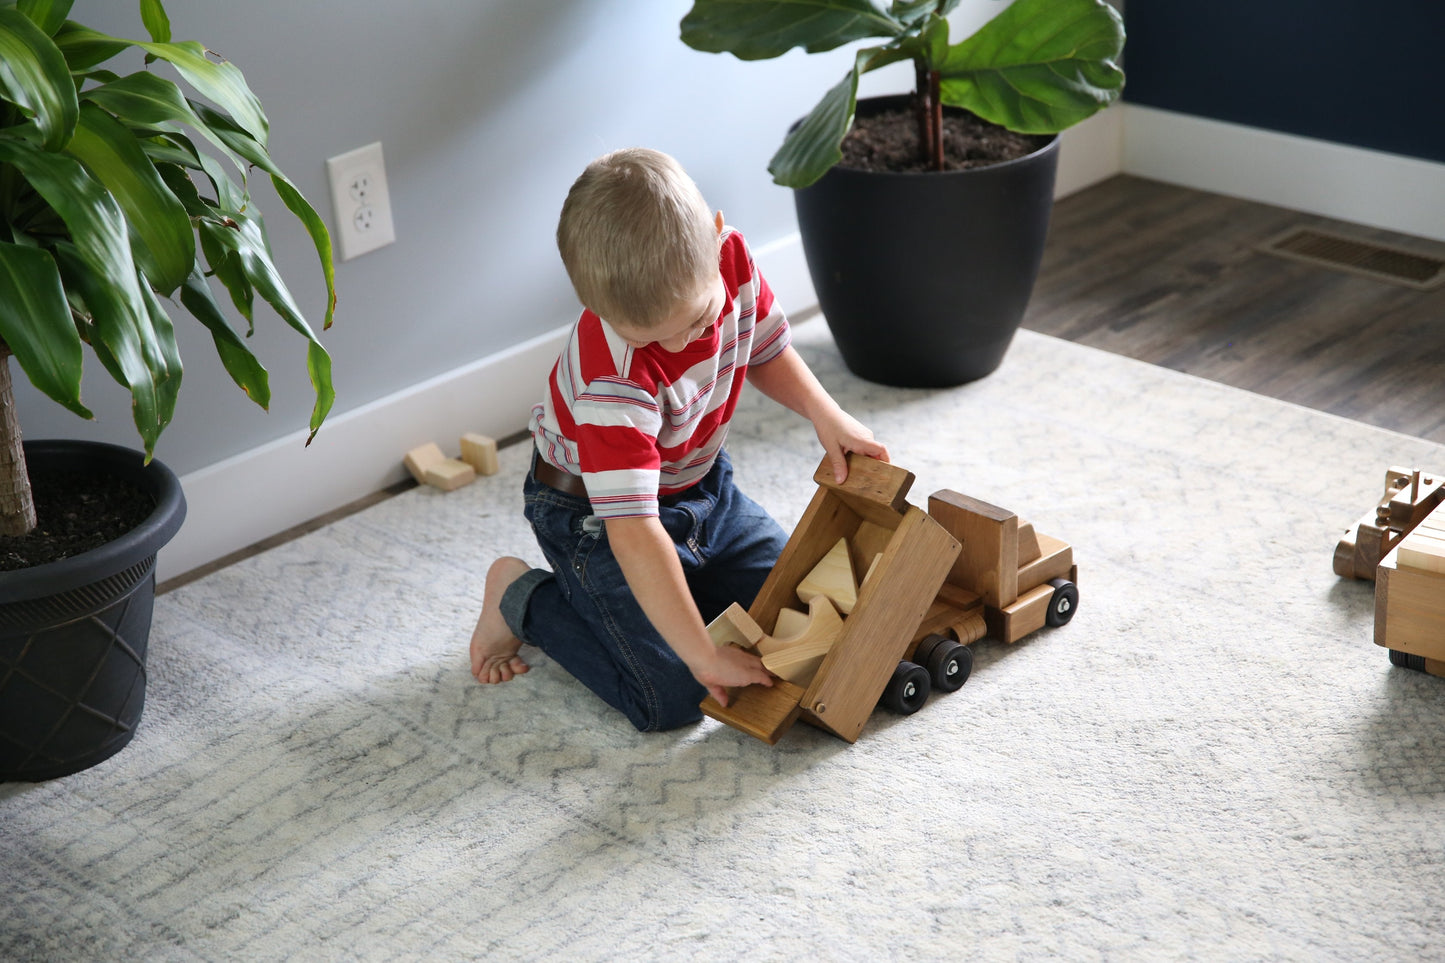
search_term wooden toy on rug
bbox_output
[404,442,475,491]
[460,433,500,476]
[1334,467,1445,580]
[701,453,1080,745]
[1335,466,1445,678]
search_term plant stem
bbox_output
[929,69,944,171]
[0,346,37,537]
[915,59,932,167]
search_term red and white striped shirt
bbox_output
[529,228,790,518]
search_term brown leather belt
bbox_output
[530,452,698,505]
[531,453,589,498]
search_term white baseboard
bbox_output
[1123,104,1445,243]
[162,325,570,583]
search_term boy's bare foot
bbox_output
[470,556,532,684]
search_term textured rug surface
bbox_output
[4,320,1445,961]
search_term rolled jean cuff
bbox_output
[499,567,551,644]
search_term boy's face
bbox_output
[609,272,725,353]
[607,210,728,354]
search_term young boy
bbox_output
[470,147,887,731]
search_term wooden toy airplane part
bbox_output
[403,434,500,491]
[1336,466,1445,679]
[700,453,1079,745]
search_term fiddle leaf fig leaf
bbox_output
[681,0,902,60]
[936,0,1125,133]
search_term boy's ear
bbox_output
[714,210,725,236]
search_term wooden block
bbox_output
[769,607,809,644]
[849,522,894,575]
[928,490,1019,609]
[460,433,500,475]
[796,537,857,614]
[992,582,1055,644]
[700,680,806,744]
[759,596,844,684]
[1397,530,1445,575]
[422,459,476,491]
[403,442,447,483]
[749,488,863,633]
[707,602,764,651]
[801,507,960,743]
[1017,521,1041,565]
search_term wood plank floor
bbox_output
[1024,175,1445,444]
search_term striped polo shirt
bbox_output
[529,228,790,518]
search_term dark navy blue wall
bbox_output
[1122,2,1445,164]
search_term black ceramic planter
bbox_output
[794,95,1059,387]
[0,441,186,781]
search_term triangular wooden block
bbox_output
[796,537,857,614]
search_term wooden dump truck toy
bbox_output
[702,454,1079,744]
[1336,466,1445,678]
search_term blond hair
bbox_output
[557,148,717,329]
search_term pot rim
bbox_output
[0,440,187,604]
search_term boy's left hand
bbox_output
[814,408,888,484]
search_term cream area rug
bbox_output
[4,319,1445,961]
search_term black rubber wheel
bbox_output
[925,638,972,692]
[880,661,931,715]
[1045,578,1079,627]
[1390,649,1426,672]
[913,633,951,668]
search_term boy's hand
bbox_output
[692,644,774,707]
[814,407,889,484]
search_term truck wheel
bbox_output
[880,661,930,715]
[925,637,972,692]
[1390,649,1426,672]
[1045,578,1079,627]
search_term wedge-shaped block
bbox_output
[796,537,857,614]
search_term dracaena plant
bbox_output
[0,0,335,536]
[681,0,1125,188]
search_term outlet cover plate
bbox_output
[327,141,396,261]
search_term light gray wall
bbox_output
[22,0,924,475]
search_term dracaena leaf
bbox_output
[0,242,92,418]
[65,103,194,295]
[0,6,78,151]
[179,268,270,410]
[197,212,334,441]
[16,0,75,36]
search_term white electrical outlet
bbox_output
[326,142,395,261]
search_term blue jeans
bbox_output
[500,450,787,732]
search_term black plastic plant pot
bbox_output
[0,440,186,782]
[793,95,1060,388]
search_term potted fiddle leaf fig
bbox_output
[0,0,336,781]
[682,0,1125,386]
